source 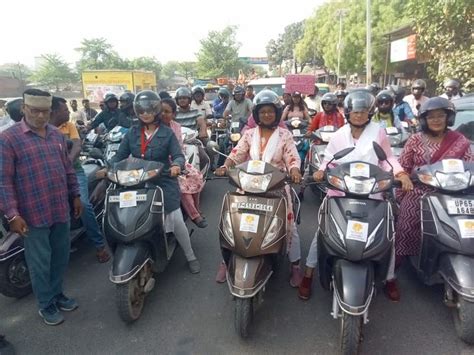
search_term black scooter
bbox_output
[314,142,397,354]
[410,159,474,343]
[104,157,177,323]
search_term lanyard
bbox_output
[140,126,159,158]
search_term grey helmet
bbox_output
[252,89,283,128]
[418,97,456,132]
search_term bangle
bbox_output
[7,215,19,224]
[395,171,409,178]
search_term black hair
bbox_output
[51,96,67,111]
[23,88,50,98]
[82,99,90,103]
[70,99,77,103]
[158,90,172,100]
[161,98,177,114]
[246,85,254,90]
[288,95,306,112]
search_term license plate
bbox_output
[108,194,147,203]
[447,199,474,215]
[292,129,302,137]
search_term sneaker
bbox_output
[55,294,78,312]
[298,276,313,300]
[38,304,64,326]
[384,280,400,302]
[188,259,201,274]
[290,265,303,288]
[215,262,227,283]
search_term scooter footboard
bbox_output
[227,254,272,298]
[439,254,474,300]
[333,259,374,315]
[110,242,151,284]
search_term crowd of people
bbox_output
[0,76,471,353]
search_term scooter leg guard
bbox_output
[227,254,272,298]
[439,254,474,301]
[333,259,374,315]
[110,242,151,284]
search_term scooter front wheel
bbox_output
[116,277,145,323]
[340,313,362,355]
[0,254,32,298]
[454,297,474,344]
[234,297,253,338]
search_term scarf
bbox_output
[335,122,381,165]
[431,130,470,163]
[250,127,280,163]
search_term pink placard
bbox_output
[285,75,316,95]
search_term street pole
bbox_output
[337,10,343,82]
[366,0,372,84]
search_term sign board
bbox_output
[390,34,417,63]
[284,75,316,95]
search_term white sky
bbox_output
[2,0,326,68]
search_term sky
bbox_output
[2,0,326,68]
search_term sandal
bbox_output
[96,247,111,263]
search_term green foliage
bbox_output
[128,57,162,79]
[196,26,242,78]
[75,38,125,71]
[31,54,76,90]
[407,0,474,91]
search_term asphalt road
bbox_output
[1,177,473,355]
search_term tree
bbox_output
[161,61,180,80]
[196,26,241,78]
[129,56,162,80]
[407,0,474,91]
[178,62,197,81]
[75,38,124,71]
[31,54,76,91]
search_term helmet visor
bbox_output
[134,99,161,116]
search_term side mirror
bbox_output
[206,141,219,155]
[76,119,85,126]
[88,148,104,160]
[333,147,355,160]
[373,141,387,161]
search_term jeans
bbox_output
[24,222,70,309]
[76,169,105,249]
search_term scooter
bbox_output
[410,159,474,344]
[286,117,309,173]
[384,122,410,158]
[103,125,129,162]
[218,158,299,338]
[181,127,210,179]
[314,142,397,354]
[104,157,177,323]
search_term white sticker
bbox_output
[247,160,265,174]
[346,220,369,243]
[385,127,399,135]
[231,121,240,128]
[322,125,335,132]
[442,159,465,173]
[239,213,260,233]
[458,219,474,238]
[350,163,370,178]
[119,191,137,208]
[292,129,301,137]
[401,121,409,129]
[320,132,334,142]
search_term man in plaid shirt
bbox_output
[0,89,83,326]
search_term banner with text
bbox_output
[285,75,316,95]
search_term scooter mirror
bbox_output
[89,148,104,160]
[373,141,387,161]
[333,147,355,160]
[206,141,219,155]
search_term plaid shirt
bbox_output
[0,120,80,227]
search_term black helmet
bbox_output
[252,89,283,128]
[119,92,135,111]
[418,97,456,132]
[191,86,205,96]
[444,78,460,89]
[376,90,394,104]
[175,87,192,101]
[412,79,426,90]
[5,98,23,122]
[233,86,245,96]
[335,89,348,98]
[218,87,230,98]
[368,82,381,96]
[344,90,376,124]
[321,93,338,106]
[158,90,171,99]
[104,93,118,104]
[133,90,161,120]
[387,85,406,101]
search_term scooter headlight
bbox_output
[230,133,241,142]
[344,176,376,195]
[220,212,235,247]
[261,216,284,249]
[327,174,346,190]
[107,171,118,183]
[116,169,144,186]
[435,171,470,191]
[418,173,439,187]
[372,178,392,193]
[239,172,272,193]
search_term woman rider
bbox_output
[112,91,200,274]
[385,97,473,301]
[298,90,413,300]
[215,90,304,287]
[281,91,311,122]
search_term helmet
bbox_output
[376,90,394,103]
[344,90,376,125]
[335,89,348,98]
[252,89,283,128]
[387,85,406,101]
[369,82,381,95]
[411,79,427,90]
[218,87,230,98]
[444,79,460,89]
[191,86,205,96]
[5,98,23,122]
[175,87,192,101]
[233,86,245,96]
[104,93,118,104]
[158,90,171,99]
[418,97,455,132]
[133,90,161,121]
[321,93,338,106]
[119,92,135,111]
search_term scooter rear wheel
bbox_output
[0,254,32,298]
[116,277,145,323]
[454,297,474,344]
[340,313,362,355]
[234,298,253,338]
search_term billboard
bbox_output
[390,34,417,63]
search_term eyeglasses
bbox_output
[426,113,447,120]
[25,105,51,116]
